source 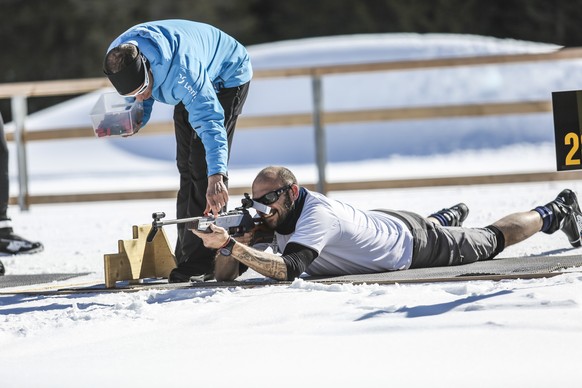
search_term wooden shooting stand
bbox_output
[103,224,176,288]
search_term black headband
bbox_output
[103,47,147,95]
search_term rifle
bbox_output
[146,193,271,242]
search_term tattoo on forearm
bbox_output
[232,244,287,280]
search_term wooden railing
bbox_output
[2,47,582,208]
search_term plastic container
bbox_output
[90,92,144,137]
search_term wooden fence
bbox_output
[2,47,582,208]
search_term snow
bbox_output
[1,33,582,387]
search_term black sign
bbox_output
[553,90,582,171]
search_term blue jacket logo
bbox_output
[178,73,198,99]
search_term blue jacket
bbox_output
[107,19,253,176]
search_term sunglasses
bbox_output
[253,185,292,205]
[124,55,149,97]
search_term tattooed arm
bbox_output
[192,224,288,281]
[229,242,288,280]
[194,224,319,281]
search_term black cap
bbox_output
[103,47,146,95]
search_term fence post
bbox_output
[11,95,29,210]
[311,74,327,194]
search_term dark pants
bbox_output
[0,113,9,219]
[374,210,500,268]
[173,82,250,275]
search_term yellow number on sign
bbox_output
[565,132,581,166]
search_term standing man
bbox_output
[103,20,252,282]
[0,112,43,265]
[194,166,582,281]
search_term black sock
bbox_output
[533,206,553,233]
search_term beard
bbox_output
[262,192,295,229]
[278,192,294,224]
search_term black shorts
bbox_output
[374,210,500,269]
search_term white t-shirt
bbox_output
[275,190,414,276]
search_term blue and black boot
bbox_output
[429,203,470,227]
[537,189,582,247]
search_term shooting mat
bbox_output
[1,254,581,294]
[0,273,91,289]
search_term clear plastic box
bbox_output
[90,92,144,137]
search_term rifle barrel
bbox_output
[153,216,205,227]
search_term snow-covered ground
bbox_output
[1,34,581,387]
[1,180,582,388]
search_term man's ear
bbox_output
[290,184,300,200]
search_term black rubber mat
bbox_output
[303,254,582,283]
[0,273,90,289]
[2,255,581,294]
[188,254,582,287]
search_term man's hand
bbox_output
[233,231,253,246]
[122,120,143,137]
[205,174,229,216]
[192,224,229,249]
[233,224,275,247]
